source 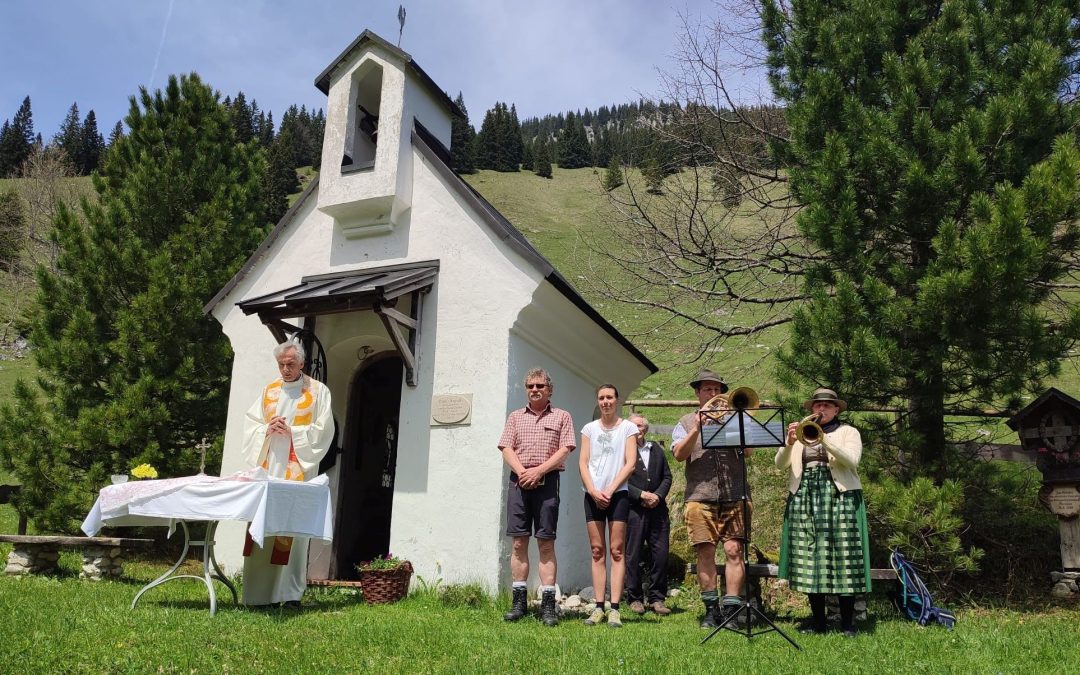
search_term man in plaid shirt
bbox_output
[498,367,576,626]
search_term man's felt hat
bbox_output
[803,387,847,412]
[690,369,728,393]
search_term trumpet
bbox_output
[795,414,824,445]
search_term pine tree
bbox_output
[231,91,254,143]
[533,140,552,179]
[641,157,664,194]
[107,121,124,148]
[475,102,519,172]
[54,103,82,169]
[592,128,615,168]
[0,121,10,175]
[276,105,324,169]
[262,130,300,225]
[78,110,105,174]
[508,104,524,170]
[557,111,590,169]
[310,108,325,169]
[764,0,1080,474]
[602,156,623,191]
[0,74,267,532]
[475,107,498,169]
[10,97,34,168]
[450,92,477,173]
[521,138,534,169]
[0,97,35,176]
[297,105,314,166]
[260,111,275,147]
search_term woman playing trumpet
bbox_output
[775,388,870,638]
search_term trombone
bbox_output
[795,414,824,445]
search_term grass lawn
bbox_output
[0,557,1077,673]
[0,355,36,400]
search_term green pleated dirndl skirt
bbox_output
[778,465,872,594]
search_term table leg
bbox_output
[204,521,238,605]
[130,521,236,616]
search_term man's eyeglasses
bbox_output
[525,383,547,390]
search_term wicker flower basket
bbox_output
[359,560,413,604]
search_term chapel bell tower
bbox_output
[313,30,456,239]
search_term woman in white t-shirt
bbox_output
[578,383,639,628]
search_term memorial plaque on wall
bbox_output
[1041,484,1080,519]
[431,394,473,426]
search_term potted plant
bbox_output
[355,554,413,604]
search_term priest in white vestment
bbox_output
[240,340,334,606]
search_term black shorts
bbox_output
[506,472,560,539]
[584,490,630,523]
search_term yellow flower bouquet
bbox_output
[131,463,159,479]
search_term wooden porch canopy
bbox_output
[237,262,437,386]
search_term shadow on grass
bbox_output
[130,597,350,618]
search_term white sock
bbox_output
[512,581,527,589]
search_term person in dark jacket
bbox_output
[624,414,674,616]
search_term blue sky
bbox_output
[0,0,722,140]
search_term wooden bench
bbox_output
[0,534,152,579]
[747,563,898,581]
[744,563,896,621]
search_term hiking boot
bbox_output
[700,600,720,629]
[797,618,827,634]
[503,586,528,622]
[583,607,606,625]
[607,609,623,628]
[842,626,859,639]
[628,600,646,615]
[650,600,671,616]
[725,603,752,627]
[540,589,559,627]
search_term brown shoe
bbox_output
[651,601,672,616]
[629,601,646,615]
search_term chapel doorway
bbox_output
[330,354,402,579]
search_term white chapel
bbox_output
[204,29,656,591]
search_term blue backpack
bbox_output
[889,549,956,629]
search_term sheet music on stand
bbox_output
[699,410,786,449]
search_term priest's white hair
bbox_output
[273,339,306,365]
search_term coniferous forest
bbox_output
[1,89,777,203]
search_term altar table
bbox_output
[81,470,333,615]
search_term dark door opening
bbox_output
[330,355,402,579]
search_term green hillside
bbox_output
[3,166,1077,421]
[0,174,94,398]
[462,167,786,408]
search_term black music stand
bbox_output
[698,405,800,650]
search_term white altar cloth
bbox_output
[81,470,333,548]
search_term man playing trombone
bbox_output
[671,369,750,629]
